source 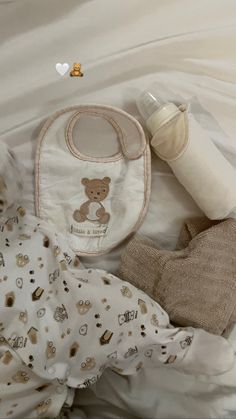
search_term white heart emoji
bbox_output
[55,62,69,76]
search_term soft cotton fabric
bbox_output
[35,105,151,257]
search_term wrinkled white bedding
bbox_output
[1,0,236,417]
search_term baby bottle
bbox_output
[137,90,236,219]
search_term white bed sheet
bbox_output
[1,1,236,418]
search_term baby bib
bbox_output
[35,105,151,256]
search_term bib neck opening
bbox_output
[66,111,123,162]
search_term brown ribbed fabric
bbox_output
[119,217,236,336]
[176,217,221,250]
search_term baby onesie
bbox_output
[0,206,234,418]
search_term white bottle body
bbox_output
[166,113,236,219]
[137,92,236,219]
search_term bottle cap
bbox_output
[137,90,180,135]
[136,91,165,120]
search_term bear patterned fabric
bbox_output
[0,207,235,418]
[0,206,191,419]
[35,105,151,257]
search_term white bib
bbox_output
[35,105,151,256]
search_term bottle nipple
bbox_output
[136,90,180,135]
[136,91,165,120]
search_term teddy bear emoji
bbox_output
[70,62,84,77]
[73,177,111,225]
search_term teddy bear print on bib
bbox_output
[73,177,111,227]
[35,105,151,256]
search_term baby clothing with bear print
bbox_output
[0,204,234,419]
